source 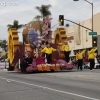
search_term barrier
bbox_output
[0,62,9,69]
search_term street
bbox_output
[0,69,100,100]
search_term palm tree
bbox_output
[34,15,42,21]
[7,20,24,31]
[35,4,52,36]
[35,4,52,18]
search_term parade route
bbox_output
[0,69,100,100]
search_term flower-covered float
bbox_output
[24,16,74,73]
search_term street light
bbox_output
[73,0,94,47]
[73,0,93,32]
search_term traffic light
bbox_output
[93,37,97,47]
[59,15,64,26]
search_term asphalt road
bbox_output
[0,69,100,100]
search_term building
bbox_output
[66,12,100,51]
[53,12,100,56]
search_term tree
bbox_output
[0,40,7,51]
[66,23,69,27]
[35,4,52,18]
[7,20,24,31]
[34,15,42,21]
[35,4,52,36]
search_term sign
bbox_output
[67,36,74,41]
[89,32,97,35]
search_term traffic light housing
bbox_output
[59,15,64,26]
[93,37,97,47]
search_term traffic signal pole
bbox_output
[59,15,97,48]
[64,19,92,31]
[64,19,96,48]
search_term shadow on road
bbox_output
[6,69,78,75]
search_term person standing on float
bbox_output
[62,41,70,63]
[41,43,56,64]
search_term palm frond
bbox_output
[35,4,52,17]
[7,24,13,28]
[44,4,52,10]
[7,24,13,31]
[13,20,18,25]
[7,20,23,31]
[34,15,42,21]
[35,6,40,11]
[18,24,24,29]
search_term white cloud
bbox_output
[0,0,100,42]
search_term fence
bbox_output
[0,62,9,69]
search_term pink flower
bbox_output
[43,16,52,24]
[42,23,51,35]
[43,33,53,42]
[41,44,46,49]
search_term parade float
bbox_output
[8,16,74,72]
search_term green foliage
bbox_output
[34,15,42,21]
[35,4,52,36]
[35,4,52,17]
[0,40,7,51]
[7,20,24,31]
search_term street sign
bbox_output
[89,32,97,35]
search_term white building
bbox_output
[65,12,100,50]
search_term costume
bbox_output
[41,47,56,64]
[88,48,98,70]
[76,49,86,70]
[62,44,70,63]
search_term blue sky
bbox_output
[0,0,100,42]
